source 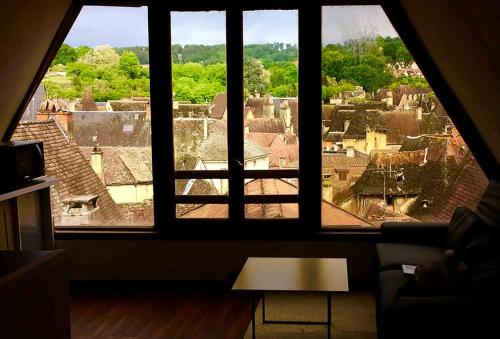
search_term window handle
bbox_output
[233,158,243,168]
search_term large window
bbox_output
[12,6,154,227]
[320,6,488,229]
[13,1,488,233]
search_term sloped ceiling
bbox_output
[399,0,500,173]
[0,0,73,138]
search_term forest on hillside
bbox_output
[45,37,428,103]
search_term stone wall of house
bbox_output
[117,200,154,226]
[343,138,367,155]
[107,184,154,204]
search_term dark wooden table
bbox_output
[232,257,349,339]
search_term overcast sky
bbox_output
[64,6,397,47]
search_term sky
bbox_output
[64,6,397,47]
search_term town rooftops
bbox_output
[181,178,373,226]
[108,100,148,112]
[245,95,274,118]
[322,151,370,171]
[80,147,153,186]
[174,118,269,162]
[382,110,421,145]
[72,110,151,147]
[12,119,123,226]
[246,118,286,134]
[209,92,227,119]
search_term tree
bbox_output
[75,46,92,58]
[78,44,120,70]
[244,58,270,96]
[118,52,143,79]
[52,44,77,66]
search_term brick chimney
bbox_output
[91,144,104,182]
[61,195,100,225]
[36,98,74,138]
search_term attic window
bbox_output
[321,5,488,229]
[12,5,155,228]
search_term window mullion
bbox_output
[298,2,323,230]
[149,0,176,230]
[226,7,245,225]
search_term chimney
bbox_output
[146,101,151,121]
[255,92,260,98]
[417,106,423,121]
[61,195,100,225]
[203,117,209,140]
[386,90,393,106]
[344,120,350,132]
[346,147,355,158]
[91,144,104,182]
[279,156,287,168]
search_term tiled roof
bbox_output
[12,120,123,226]
[245,95,274,118]
[80,147,153,185]
[322,152,370,170]
[175,103,209,118]
[246,118,286,134]
[363,203,419,226]
[182,178,373,225]
[322,104,335,124]
[108,100,148,112]
[245,133,298,168]
[244,132,279,147]
[209,92,227,119]
[425,154,489,222]
[72,111,151,147]
[174,118,269,162]
[382,111,421,145]
[374,89,391,101]
[344,109,387,139]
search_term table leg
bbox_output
[327,292,332,339]
[251,293,257,339]
[262,292,266,323]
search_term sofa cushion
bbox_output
[377,243,444,271]
[446,207,484,251]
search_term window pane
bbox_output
[321,6,488,228]
[171,11,229,218]
[243,10,299,219]
[13,6,153,227]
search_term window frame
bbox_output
[6,0,492,237]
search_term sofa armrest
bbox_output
[380,222,449,247]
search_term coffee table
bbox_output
[232,257,349,339]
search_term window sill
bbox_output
[54,226,380,241]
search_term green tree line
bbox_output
[46,37,426,103]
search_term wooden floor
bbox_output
[70,287,252,339]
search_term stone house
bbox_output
[322,148,370,201]
[334,134,470,222]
